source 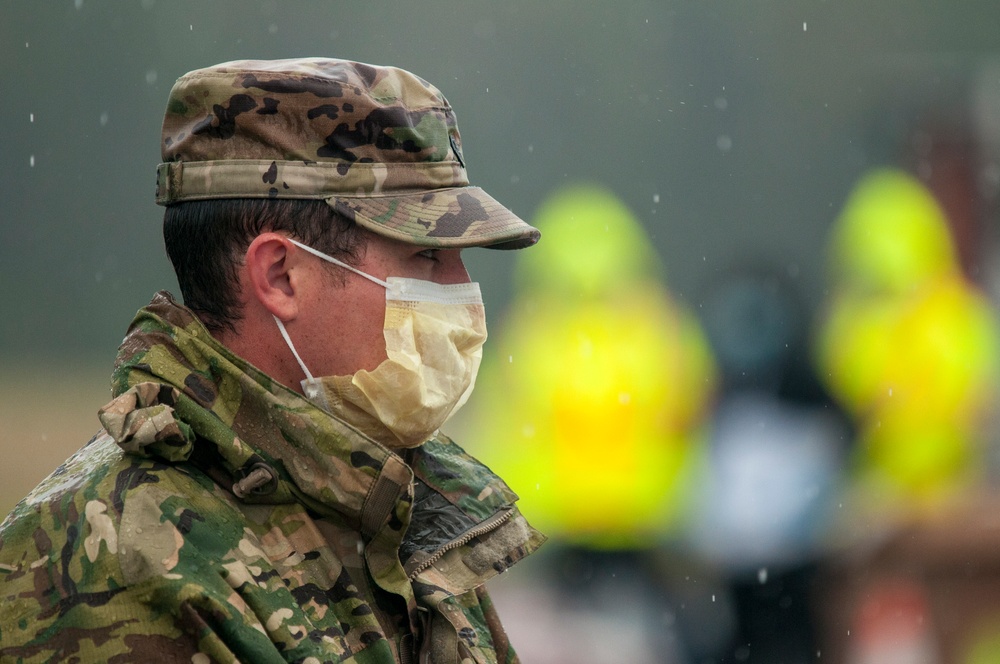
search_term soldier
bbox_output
[0,58,545,663]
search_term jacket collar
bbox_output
[101,290,412,537]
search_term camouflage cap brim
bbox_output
[156,159,539,249]
[331,187,540,250]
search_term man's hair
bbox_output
[163,198,366,334]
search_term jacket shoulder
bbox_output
[0,431,247,661]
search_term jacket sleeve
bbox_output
[0,491,285,663]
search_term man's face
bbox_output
[290,230,472,380]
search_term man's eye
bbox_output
[417,249,439,261]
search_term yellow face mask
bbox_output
[275,239,487,449]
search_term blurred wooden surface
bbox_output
[0,362,110,517]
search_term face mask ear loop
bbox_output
[286,237,389,289]
[273,315,315,383]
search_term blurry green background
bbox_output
[4,1,1000,512]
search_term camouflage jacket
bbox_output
[0,292,544,663]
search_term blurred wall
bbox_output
[3,0,1000,511]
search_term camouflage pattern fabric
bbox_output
[0,291,544,663]
[156,58,540,250]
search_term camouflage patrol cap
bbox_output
[156,58,540,249]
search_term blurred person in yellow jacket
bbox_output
[470,184,715,548]
[462,184,716,663]
[815,167,1000,513]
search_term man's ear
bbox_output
[244,233,301,321]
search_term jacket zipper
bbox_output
[407,507,514,581]
[399,633,415,664]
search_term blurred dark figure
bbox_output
[680,266,851,664]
